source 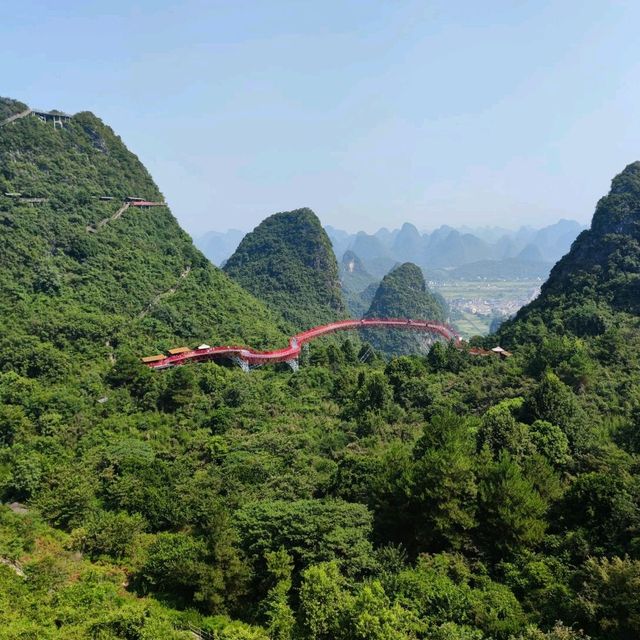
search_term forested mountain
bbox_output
[363,263,448,355]
[223,208,346,328]
[2,97,640,640]
[0,99,289,381]
[502,161,640,344]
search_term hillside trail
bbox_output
[137,266,191,319]
[0,108,32,127]
[86,202,130,233]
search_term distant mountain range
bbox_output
[195,229,246,267]
[325,219,585,280]
[197,218,585,283]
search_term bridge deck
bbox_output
[143,318,460,370]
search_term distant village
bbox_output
[448,288,540,318]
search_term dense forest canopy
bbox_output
[1,98,640,639]
[223,208,347,329]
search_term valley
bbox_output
[432,279,542,338]
[197,221,578,338]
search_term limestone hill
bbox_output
[0,97,287,380]
[502,162,640,344]
[223,208,346,329]
[340,250,379,317]
[363,262,448,355]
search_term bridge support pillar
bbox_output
[231,356,250,373]
[285,358,299,373]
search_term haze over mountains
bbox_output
[197,218,585,282]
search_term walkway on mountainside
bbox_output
[86,200,166,233]
[137,266,192,319]
[0,109,32,127]
[142,318,462,372]
[86,202,130,233]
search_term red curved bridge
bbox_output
[143,318,460,371]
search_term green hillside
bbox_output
[0,98,287,380]
[2,100,640,639]
[501,161,640,346]
[0,96,28,120]
[223,208,347,329]
[363,262,448,355]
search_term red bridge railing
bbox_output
[143,318,460,370]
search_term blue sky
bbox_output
[2,1,640,235]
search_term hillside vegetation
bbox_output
[1,100,640,639]
[364,263,448,355]
[501,161,640,344]
[0,98,288,381]
[224,208,347,329]
[0,96,28,121]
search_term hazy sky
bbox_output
[2,1,640,235]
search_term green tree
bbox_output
[138,532,207,605]
[298,562,348,640]
[72,510,146,559]
[234,499,376,581]
[476,453,547,558]
[161,365,197,411]
[523,373,588,450]
[0,404,31,446]
[346,580,417,639]
[574,556,640,640]
[558,472,639,556]
[514,623,589,639]
[262,548,295,640]
[529,420,570,467]
[477,398,535,460]
[411,412,478,552]
[33,467,97,529]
